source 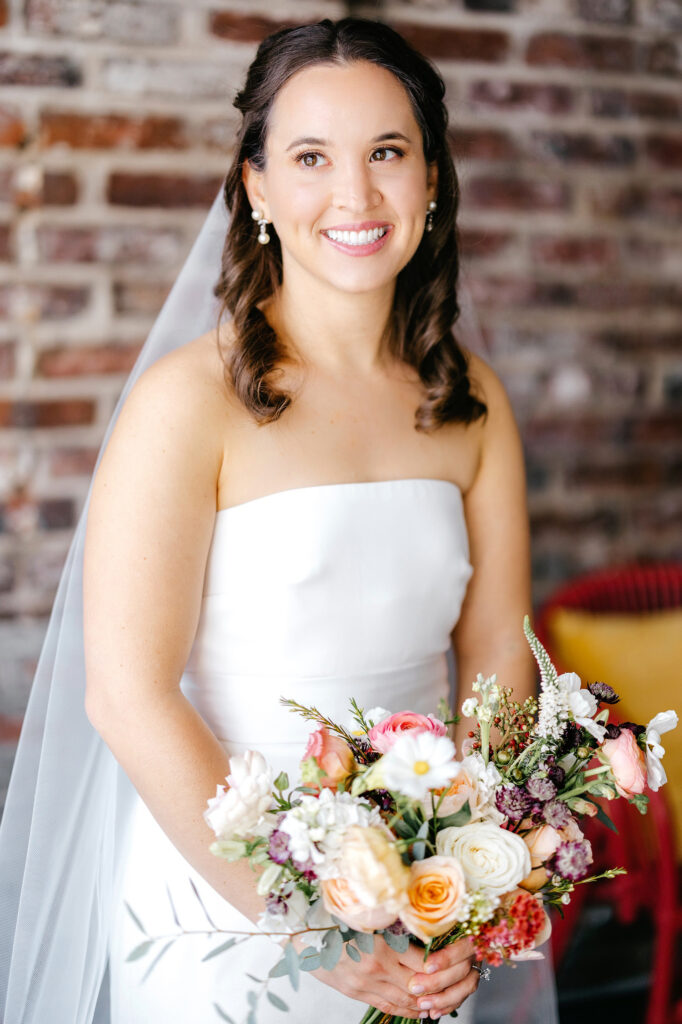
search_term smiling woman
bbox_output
[216,20,486,433]
[0,16,559,1024]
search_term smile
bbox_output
[321,224,392,255]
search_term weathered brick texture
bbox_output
[0,0,680,797]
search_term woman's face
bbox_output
[244,60,438,297]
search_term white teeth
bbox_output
[325,226,388,246]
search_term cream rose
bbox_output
[322,825,409,932]
[399,856,468,942]
[436,822,531,896]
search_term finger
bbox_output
[415,967,480,1019]
[371,979,422,1018]
[397,940,433,973]
[408,954,472,998]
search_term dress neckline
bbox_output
[215,477,463,517]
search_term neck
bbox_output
[266,266,397,377]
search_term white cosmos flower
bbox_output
[204,749,274,840]
[557,673,606,742]
[645,710,678,791]
[380,730,459,800]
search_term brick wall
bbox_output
[0,0,680,808]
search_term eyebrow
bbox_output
[285,131,413,152]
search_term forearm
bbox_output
[87,688,267,924]
[453,637,536,754]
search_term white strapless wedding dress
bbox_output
[107,478,476,1024]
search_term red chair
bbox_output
[536,562,682,1024]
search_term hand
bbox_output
[300,933,479,1020]
[407,937,480,1020]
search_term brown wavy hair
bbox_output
[214,17,487,432]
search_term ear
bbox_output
[242,159,270,219]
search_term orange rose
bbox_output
[399,856,467,942]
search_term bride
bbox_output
[0,17,558,1024]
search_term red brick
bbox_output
[524,415,630,445]
[26,0,178,45]
[645,133,682,167]
[395,23,509,62]
[0,224,11,260]
[532,508,622,539]
[526,32,635,72]
[0,106,26,146]
[107,172,223,208]
[208,12,299,43]
[467,79,575,115]
[590,88,681,120]
[529,235,618,264]
[0,340,15,378]
[632,414,681,442]
[470,274,677,311]
[592,183,682,223]
[42,171,78,205]
[36,342,141,377]
[39,111,188,150]
[0,399,95,428]
[530,131,637,165]
[595,329,682,352]
[0,53,82,87]
[459,228,514,259]
[36,225,183,265]
[464,176,571,212]
[0,714,22,741]
[0,0,6,28]
[49,447,99,476]
[0,284,90,321]
[449,128,519,161]
[565,459,664,489]
[643,39,681,78]
[113,280,171,315]
[37,498,75,530]
[571,0,633,24]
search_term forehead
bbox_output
[266,60,419,146]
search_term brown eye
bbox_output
[371,147,402,162]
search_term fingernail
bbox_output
[418,1001,432,1010]
[410,984,425,995]
[425,964,437,974]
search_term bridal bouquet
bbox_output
[128,619,678,1024]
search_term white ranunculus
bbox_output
[257,886,309,941]
[557,673,606,741]
[436,822,531,896]
[645,710,679,791]
[203,749,274,840]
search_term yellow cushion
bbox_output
[547,606,682,857]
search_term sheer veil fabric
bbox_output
[0,188,558,1023]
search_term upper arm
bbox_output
[452,354,533,684]
[83,343,226,722]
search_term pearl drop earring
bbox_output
[425,199,437,233]
[251,208,270,245]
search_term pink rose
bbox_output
[368,711,447,754]
[524,825,563,868]
[302,727,354,791]
[601,729,647,798]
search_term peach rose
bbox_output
[601,729,647,798]
[399,856,467,942]
[368,711,447,754]
[322,825,409,933]
[520,820,585,891]
[302,727,355,791]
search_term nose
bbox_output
[332,158,382,213]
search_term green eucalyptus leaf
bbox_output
[345,943,361,962]
[125,939,154,962]
[267,991,289,1011]
[268,956,289,979]
[284,939,300,991]
[141,940,174,983]
[212,1004,235,1023]
[354,931,374,953]
[383,930,410,953]
[124,901,147,936]
[201,937,237,961]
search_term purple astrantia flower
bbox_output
[265,892,289,914]
[495,784,536,822]
[268,828,292,865]
[385,919,409,936]
[526,776,557,802]
[544,762,566,789]
[587,682,620,704]
[542,799,572,829]
[549,839,593,882]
